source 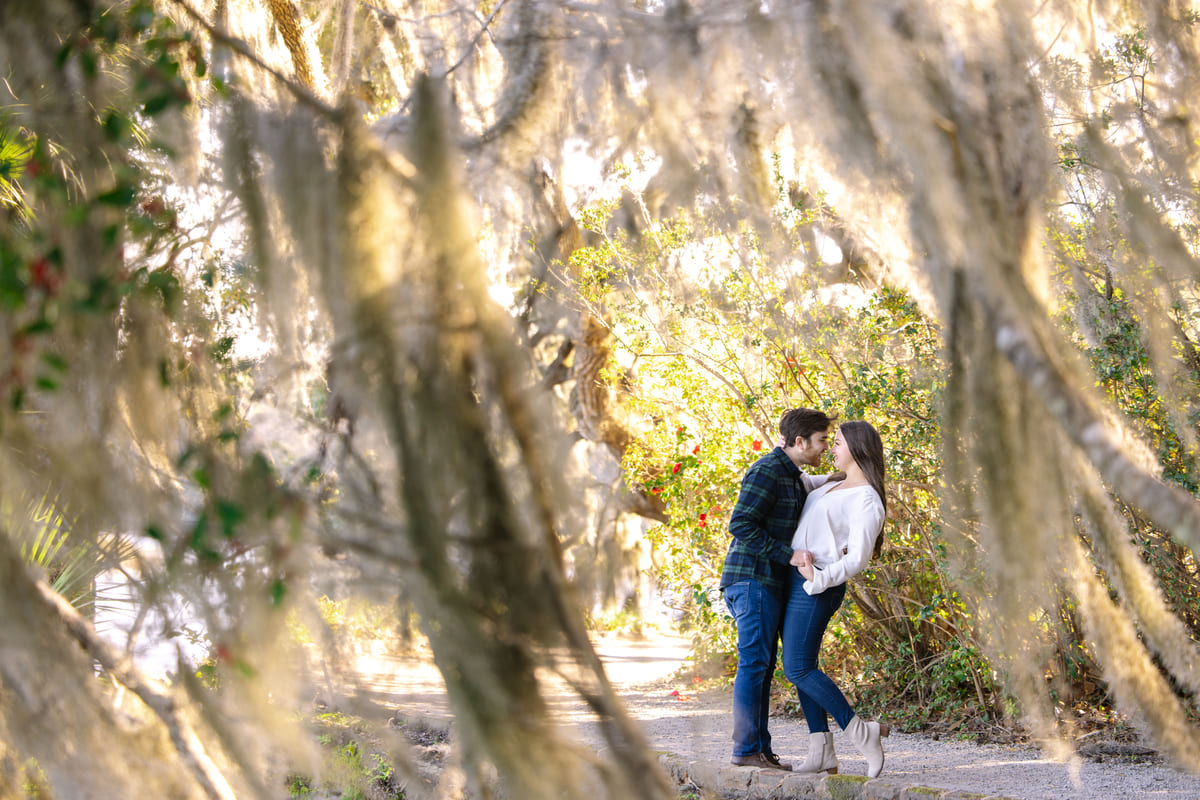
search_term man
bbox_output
[720,408,833,770]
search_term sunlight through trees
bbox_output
[1,0,1199,796]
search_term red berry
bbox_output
[140,196,166,216]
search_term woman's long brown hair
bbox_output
[839,420,887,557]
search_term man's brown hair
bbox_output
[778,408,835,446]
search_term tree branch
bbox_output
[444,0,510,78]
[989,304,1200,556]
[34,579,238,800]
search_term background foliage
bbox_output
[1,0,1199,797]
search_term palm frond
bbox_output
[0,113,33,214]
[1,490,136,612]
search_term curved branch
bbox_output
[444,0,511,78]
[266,0,320,92]
[988,300,1200,556]
[465,1,551,149]
[168,0,336,118]
[35,579,238,800]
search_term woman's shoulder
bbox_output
[852,486,885,518]
[825,483,883,513]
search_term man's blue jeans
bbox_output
[781,575,854,732]
[723,580,783,757]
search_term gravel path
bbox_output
[566,632,1200,800]
[358,630,1200,799]
[591,682,1199,799]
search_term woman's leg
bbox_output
[780,578,855,732]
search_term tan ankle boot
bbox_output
[842,715,889,778]
[795,731,838,774]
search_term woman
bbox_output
[781,420,889,778]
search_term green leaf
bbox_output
[190,512,220,562]
[142,94,172,116]
[269,578,287,607]
[41,352,67,372]
[192,467,210,489]
[21,318,54,335]
[102,111,131,142]
[215,500,244,538]
[209,336,235,362]
[55,42,74,69]
[128,4,156,33]
[146,269,181,310]
[96,185,136,207]
[78,49,98,79]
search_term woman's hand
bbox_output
[790,549,816,581]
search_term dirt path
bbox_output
[352,630,1200,800]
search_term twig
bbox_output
[167,0,340,120]
[164,0,419,182]
[444,0,510,78]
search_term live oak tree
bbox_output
[1,0,1199,798]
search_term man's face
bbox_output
[789,430,828,467]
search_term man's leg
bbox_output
[724,580,782,758]
[759,627,780,757]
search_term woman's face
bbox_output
[831,429,854,471]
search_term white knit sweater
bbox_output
[790,482,884,595]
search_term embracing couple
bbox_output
[720,408,889,778]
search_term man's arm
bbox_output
[727,464,793,564]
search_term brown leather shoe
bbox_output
[730,752,793,771]
[764,752,793,770]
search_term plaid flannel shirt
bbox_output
[719,447,809,600]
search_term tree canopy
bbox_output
[1,0,1199,797]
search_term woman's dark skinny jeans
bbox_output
[780,574,855,732]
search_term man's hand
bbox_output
[790,549,815,580]
[826,470,847,482]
